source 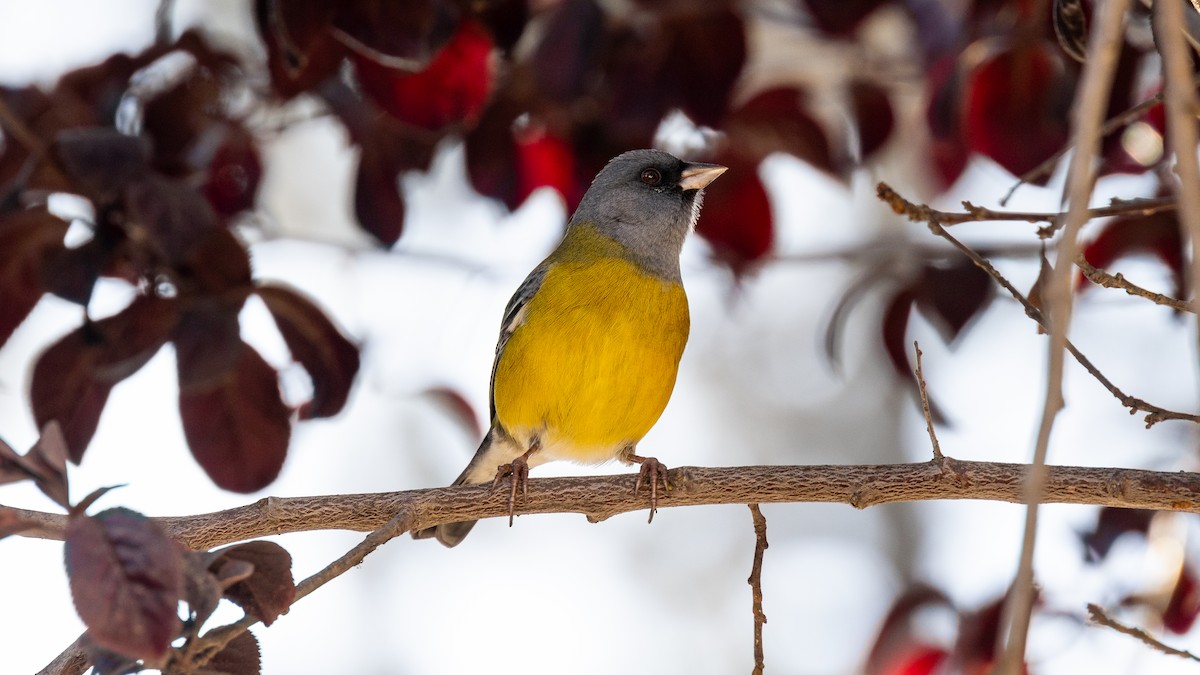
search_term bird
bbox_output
[414,148,726,547]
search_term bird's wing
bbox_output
[488,263,549,420]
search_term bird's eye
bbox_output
[640,168,662,185]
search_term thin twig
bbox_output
[912,342,943,462]
[748,504,768,675]
[1087,603,1200,662]
[1074,255,1192,313]
[1000,1,1133,670]
[1156,0,1200,350]
[876,183,1176,232]
[878,183,1200,427]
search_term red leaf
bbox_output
[0,422,70,507]
[0,207,70,347]
[604,7,747,135]
[210,541,296,626]
[65,507,183,662]
[51,128,152,205]
[963,40,1073,178]
[1164,566,1200,634]
[32,296,180,461]
[178,343,291,493]
[925,54,971,188]
[201,630,262,675]
[124,175,225,268]
[881,290,916,382]
[254,0,346,97]
[425,387,482,440]
[173,302,245,391]
[352,19,494,132]
[464,95,522,209]
[1080,507,1155,562]
[255,284,360,419]
[850,80,896,161]
[914,260,993,343]
[530,0,605,104]
[880,646,949,675]
[515,125,575,206]
[803,0,891,36]
[1080,210,1185,299]
[181,228,255,295]
[694,157,773,272]
[202,127,264,218]
[331,0,460,66]
[724,87,837,174]
[354,141,407,246]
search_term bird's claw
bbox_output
[634,457,671,523]
[493,457,530,526]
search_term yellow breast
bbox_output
[492,254,689,463]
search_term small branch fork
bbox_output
[877,183,1200,428]
[1087,604,1200,663]
[748,504,768,675]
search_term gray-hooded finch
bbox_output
[415,149,726,547]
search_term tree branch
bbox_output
[1073,255,1193,313]
[10,461,1200,551]
[748,504,768,675]
[877,182,1200,428]
[1087,603,1200,663]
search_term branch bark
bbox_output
[10,460,1200,551]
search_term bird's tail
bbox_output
[412,431,502,547]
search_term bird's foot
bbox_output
[493,454,532,527]
[631,455,671,523]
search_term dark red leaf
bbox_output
[849,80,895,161]
[1053,0,1088,62]
[254,0,346,97]
[924,55,971,188]
[255,284,360,419]
[667,8,747,128]
[202,127,263,218]
[32,296,179,461]
[182,550,224,629]
[1080,209,1185,299]
[354,142,407,246]
[65,507,184,662]
[352,19,494,132]
[1080,508,1155,562]
[210,541,296,626]
[963,40,1073,179]
[0,423,70,507]
[915,259,993,343]
[803,0,891,36]
[40,238,109,306]
[425,387,482,440]
[331,0,460,66]
[173,302,244,391]
[469,0,528,54]
[694,156,773,272]
[0,207,70,347]
[181,228,255,295]
[464,95,522,209]
[124,175,223,267]
[178,343,291,493]
[1164,566,1200,634]
[724,87,837,174]
[0,506,38,539]
[51,129,152,205]
[530,0,605,104]
[881,290,916,382]
[198,630,261,675]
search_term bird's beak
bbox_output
[679,162,727,191]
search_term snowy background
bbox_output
[2,2,1199,673]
